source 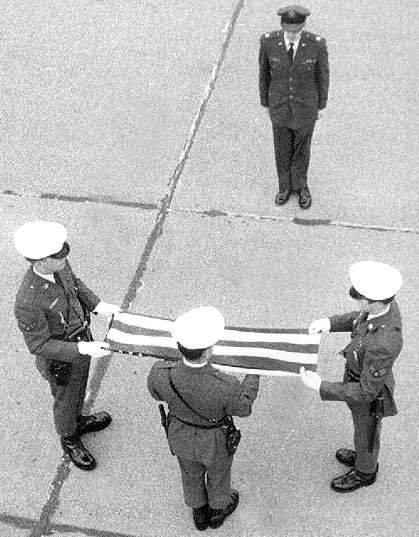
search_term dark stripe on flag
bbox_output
[212,355,316,373]
[217,340,318,353]
[226,326,308,334]
[107,340,180,359]
[112,320,172,338]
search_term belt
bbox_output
[172,414,222,430]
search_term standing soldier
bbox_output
[300,261,403,492]
[259,5,329,208]
[147,307,259,531]
[14,221,120,471]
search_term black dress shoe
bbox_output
[331,467,378,493]
[61,435,96,471]
[77,411,112,436]
[298,186,312,209]
[275,189,290,205]
[192,505,209,531]
[208,490,239,529]
[335,448,356,467]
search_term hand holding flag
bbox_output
[308,317,331,335]
[300,367,322,391]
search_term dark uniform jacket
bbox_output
[259,30,329,129]
[148,360,259,465]
[14,261,100,364]
[320,301,403,417]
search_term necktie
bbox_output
[53,272,63,286]
[288,43,294,64]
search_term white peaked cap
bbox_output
[14,221,67,259]
[172,306,225,349]
[349,261,402,300]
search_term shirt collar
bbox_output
[182,357,208,368]
[367,305,391,320]
[284,34,302,50]
[33,266,55,283]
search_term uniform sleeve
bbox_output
[259,37,270,107]
[225,374,260,417]
[315,38,329,110]
[67,262,101,311]
[320,329,402,404]
[14,301,81,362]
[329,311,359,332]
[147,362,165,401]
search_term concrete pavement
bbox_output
[0,1,418,536]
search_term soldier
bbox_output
[300,261,403,492]
[14,221,120,471]
[147,307,259,531]
[259,5,329,208]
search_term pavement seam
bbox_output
[3,189,417,236]
[1,189,158,210]
[1,513,139,537]
[175,207,419,235]
[26,2,246,536]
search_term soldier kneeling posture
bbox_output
[301,261,403,492]
[147,307,260,530]
[14,221,120,471]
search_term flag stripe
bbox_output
[107,329,318,364]
[111,319,319,345]
[106,313,320,376]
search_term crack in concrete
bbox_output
[3,188,417,235]
[1,513,139,537]
[26,1,246,536]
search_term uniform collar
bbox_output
[182,357,208,368]
[364,301,401,331]
[33,266,55,283]
[367,305,390,320]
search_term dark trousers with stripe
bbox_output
[177,454,233,510]
[272,121,316,192]
[36,356,90,437]
[348,401,382,474]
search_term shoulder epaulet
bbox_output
[261,30,281,40]
[157,361,177,369]
[305,31,325,43]
[15,275,41,306]
[210,368,236,386]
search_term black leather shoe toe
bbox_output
[298,186,312,209]
[192,505,209,531]
[208,489,239,529]
[61,436,96,471]
[77,411,112,436]
[275,190,290,206]
[331,467,377,493]
[335,448,356,467]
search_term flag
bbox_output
[106,312,320,376]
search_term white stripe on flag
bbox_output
[114,312,173,331]
[107,328,177,349]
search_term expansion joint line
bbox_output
[27,2,245,536]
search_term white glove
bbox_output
[308,317,331,335]
[94,301,121,316]
[300,367,322,391]
[78,341,111,358]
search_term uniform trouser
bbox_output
[177,454,234,510]
[348,401,382,474]
[272,121,316,192]
[36,356,91,437]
